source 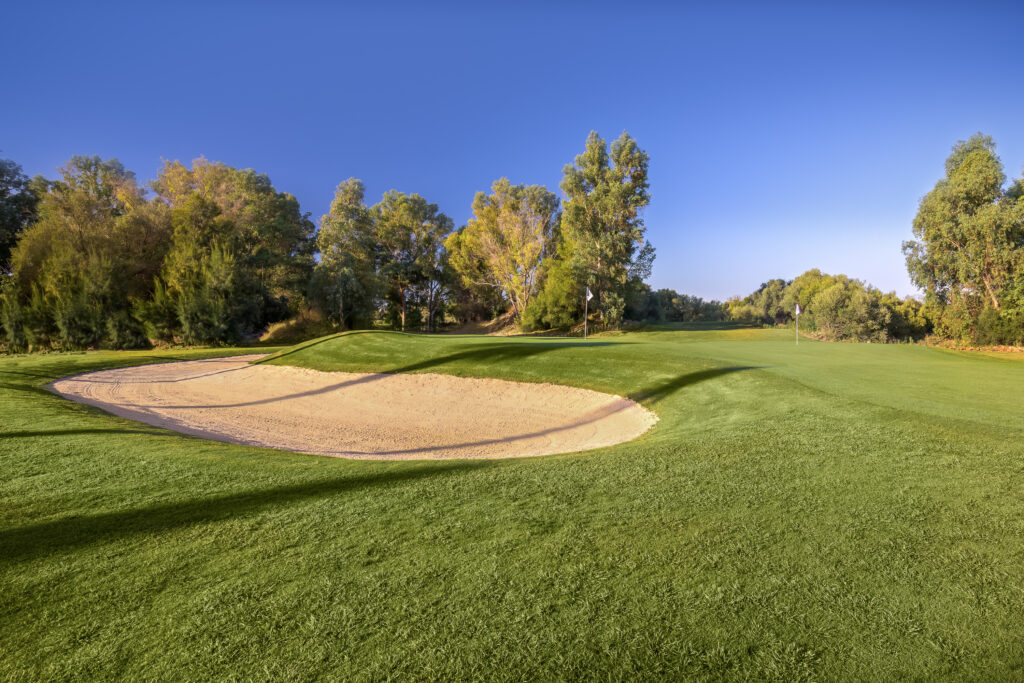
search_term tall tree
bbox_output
[152,158,316,312]
[314,178,378,329]
[446,178,560,323]
[0,154,39,274]
[559,131,654,327]
[2,156,169,349]
[372,191,453,331]
[903,133,1024,338]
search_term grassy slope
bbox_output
[2,329,1023,680]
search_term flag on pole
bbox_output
[586,287,594,302]
[796,303,801,315]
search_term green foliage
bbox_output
[309,183,456,333]
[0,287,27,351]
[558,131,654,327]
[371,190,453,331]
[2,134,663,347]
[445,179,560,323]
[974,307,1024,346]
[0,153,39,275]
[903,133,1024,344]
[810,278,890,342]
[151,158,315,306]
[626,285,725,322]
[175,244,246,345]
[313,179,378,330]
[728,269,931,342]
[1,156,163,350]
[2,156,315,351]
[521,250,581,330]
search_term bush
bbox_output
[974,308,1024,346]
[522,259,581,331]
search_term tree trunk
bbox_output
[338,289,346,331]
[982,277,1000,310]
[400,289,407,331]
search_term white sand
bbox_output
[49,355,657,460]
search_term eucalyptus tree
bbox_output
[0,155,39,275]
[152,158,316,310]
[2,156,169,349]
[446,178,560,323]
[315,178,378,329]
[559,131,654,327]
[371,191,453,330]
[903,133,1024,339]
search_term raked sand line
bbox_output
[48,355,658,460]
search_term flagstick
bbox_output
[796,307,799,345]
[584,291,588,340]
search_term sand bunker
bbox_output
[49,355,657,459]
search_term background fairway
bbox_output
[2,328,1024,680]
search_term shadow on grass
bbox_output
[251,332,346,364]
[52,356,261,385]
[0,462,490,565]
[145,340,624,410]
[632,366,762,404]
[639,321,762,332]
[0,428,173,440]
[0,382,59,398]
[335,399,642,457]
[0,369,56,379]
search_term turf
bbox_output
[2,328,1023,680]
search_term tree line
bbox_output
[723,133,1024,345]
[3,131,1022,351]
[725,270,930,342]
[0,132,657,351]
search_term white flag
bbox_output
[796,303,801,315]
[586,287,594,302]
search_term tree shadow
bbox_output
[0,461,490,565]
[631,366,762,404]
[251,333,346,364]
[322,398,643,458]
[0,428,173,440]
[52,356,262,385]
[0,369,56,379]
[0,382,59,398]
[642,322,761,331]
[134,341,624,410]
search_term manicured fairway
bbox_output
[2,327,1024,679]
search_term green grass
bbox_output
[2,328,1024,680]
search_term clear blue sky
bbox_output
[4,1,1023,300]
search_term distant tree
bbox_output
[371,191,453,331]
[418,231,450,333]
[624,285,726,323]
[879,292,931,340]
[314,178,378,329]
[558,131,654,327]
[781,269,836,318]
[728,268,929,342]
[903,133,1024,340]
[446,178,560,323]
[0,154,39,274]
[750,279,789,324]
[810,276,890,342]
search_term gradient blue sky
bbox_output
[4,1,1023,300]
